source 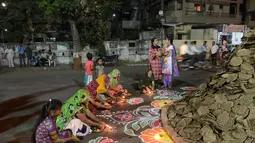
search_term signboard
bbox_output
[186,0,234,4]
[223,24,247,33]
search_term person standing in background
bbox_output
[84,53,94,86]
[162,36,179,88]
[149,38,162,82]
[210,41,219,67]
[17,42,26,68]
[5,46,14,68]
[25,43,33,67]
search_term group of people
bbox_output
[33,52,131,142]
[145,36,179,92]
[179,39,233,67]
[0,42,55,68]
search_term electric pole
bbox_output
[160,0,165,44]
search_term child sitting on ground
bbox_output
[138,70,155,94]
[84,53,94,86]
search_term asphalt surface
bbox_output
[0,66,216,143]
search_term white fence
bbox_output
[0,40,216,66]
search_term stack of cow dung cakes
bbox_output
[166,30,255,143]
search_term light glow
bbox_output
[1,2,6,7]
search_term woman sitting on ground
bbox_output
[32,99,80,143]
[107,69,131,100]
[56,82,108,134]
[138,70,155,94]
[96,74,112,102]
[84,80,112,110]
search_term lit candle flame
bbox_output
[105,124,112,129]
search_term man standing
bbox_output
[0,46,4,65]
[199,41,207,62]
[25,43,33,67]
[199,41,208,53]
[17,42,26,67]
[210,41,219,67]
[5,46,14,68]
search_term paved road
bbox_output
[0,66,215,143]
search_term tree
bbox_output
[38,0,123,53]
[0,0,44,42]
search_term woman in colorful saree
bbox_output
[32,99,80,143]
[162,36,179,88]
[96,74,113,102]
[149,37,163,81]
[56,81,107,134]
[84,80,112,110]
[107,69,130,98]
[138,70,155,94]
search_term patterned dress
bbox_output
[56,89,90,131]
[149,46,162,80]
[162,44,179,87]
[36,116,69,143]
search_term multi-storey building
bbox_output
[246,0,255,28]
[140,0,243,40]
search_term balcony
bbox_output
[165,10,242,24]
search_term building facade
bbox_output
[246,0,255,28]
[140,0,243,40]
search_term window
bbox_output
[177,34,182,40]
[177,2,183,10]
[251,13,255,21]
[208,5,214,13]
[219,5,223,9]
[129,42,136,47]
[194,4,202,12]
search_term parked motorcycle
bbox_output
[95,53,120,66]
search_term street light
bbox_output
[113,13,116,17]
[1,2,6,7]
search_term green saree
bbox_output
[56,89,90,131]
[108,69,120,88]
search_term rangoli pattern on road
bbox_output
[127,97,144,105]
[89,89,187,143]
[88,136,118,143]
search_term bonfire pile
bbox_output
[166,30,255,143]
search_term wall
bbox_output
[0,40,217,66]
[165,1,241,24]
[139,29,162,40]
[190,29,218,40]
[102,40,215,62]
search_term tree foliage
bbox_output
[39,0,123,46]
[0,0,45,41]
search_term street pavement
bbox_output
[0,66,216,143]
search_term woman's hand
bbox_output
[104,102,112,109]
[71,136,80,142]
[156,51,162,57]
[99,121,106,129]
[150,86,155,91]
